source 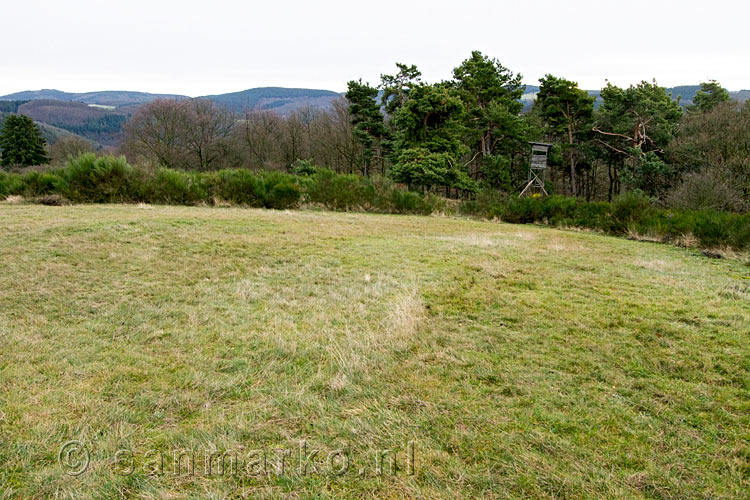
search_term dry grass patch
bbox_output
[380,285,427,351]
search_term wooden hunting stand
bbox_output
[519,142,552,197]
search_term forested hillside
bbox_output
[12,100,128,146]
[0,89,188,107]
[200,87,341,114]
[1,106,88,148]
[0,87,344,144]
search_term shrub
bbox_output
[665,170,746,213]
[20,171,66,197]
[459,189,506,218]
[662,211,698,240]
[6,154,748,251]
[308,169,368,211]
[257,171,301,209]
[459,188,749,250]
[211,170,301,209]
[501,196,544,223]
[610,191,652,232]
[541,195,578,224]
[573,202,609,230]
[152,169,208,205]
[693,211,732,248]
[215,169,264,206]
[290,159,318,176]
[728,215,750,249]
[265,179,301,209]
[62,153,134,203]
[0,171,13,198]
[387,189,426,214]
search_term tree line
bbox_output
[1,51,748,213]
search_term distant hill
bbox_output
[0,87,345,147]
[36,122,104,150]
[2,84,747,147]
[199,87,342,114]
[12,100,130,146]
[0,89,188,108]
[0,107,103,149]
[1,86,343,118]
[0,87,342,114]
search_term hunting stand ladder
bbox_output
[520,142,552,197]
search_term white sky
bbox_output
[1,0,748,96]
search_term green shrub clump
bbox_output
[460,189,750,250]
[62,153,134,203]
[0,154,438,215]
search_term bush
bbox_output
[665,170,747,212]
[266,180,301,209]
[308,169,368,211]
[610,191,652,231]
[152,169,208,205]
[212,170,302,209]
[388,189,426,214]
[693,211,733,248]
[573,201,610,230]
[459,188,750,250]
[0,171,13,198]
[215,169,264,206]
[501,196,544,224]
[459,189,506,218]
[62,153,134,202]
[728,216,750,249]
[20,171,66,197]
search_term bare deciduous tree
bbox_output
[49,136,96,165]
[122,97,363,174]
[240,111,282,169]
[121,99,237,170]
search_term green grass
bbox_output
[0,204,748,499]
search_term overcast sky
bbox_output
[2,0,748,96]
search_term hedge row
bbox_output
[2,154,748,250]
[0,154,443,214]
[460,192,750,250]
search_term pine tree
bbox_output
[345,80,388,177]
[690,81,731,113]
[593,81,682,195]
[451,51,527,190]
[536,75,595,196]
[0,114,50,168]
[390,84,474,193]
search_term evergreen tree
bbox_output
[345,80,388,177]
[380,63,422,116]
[594,81,682,195]
[390,84,474,193]
[0,114,50,168]
[451,51,527,189]
[690,80,731,113]
[536,75,595,196]
[452,51,525,156]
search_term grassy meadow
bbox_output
[0,204,748,499]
